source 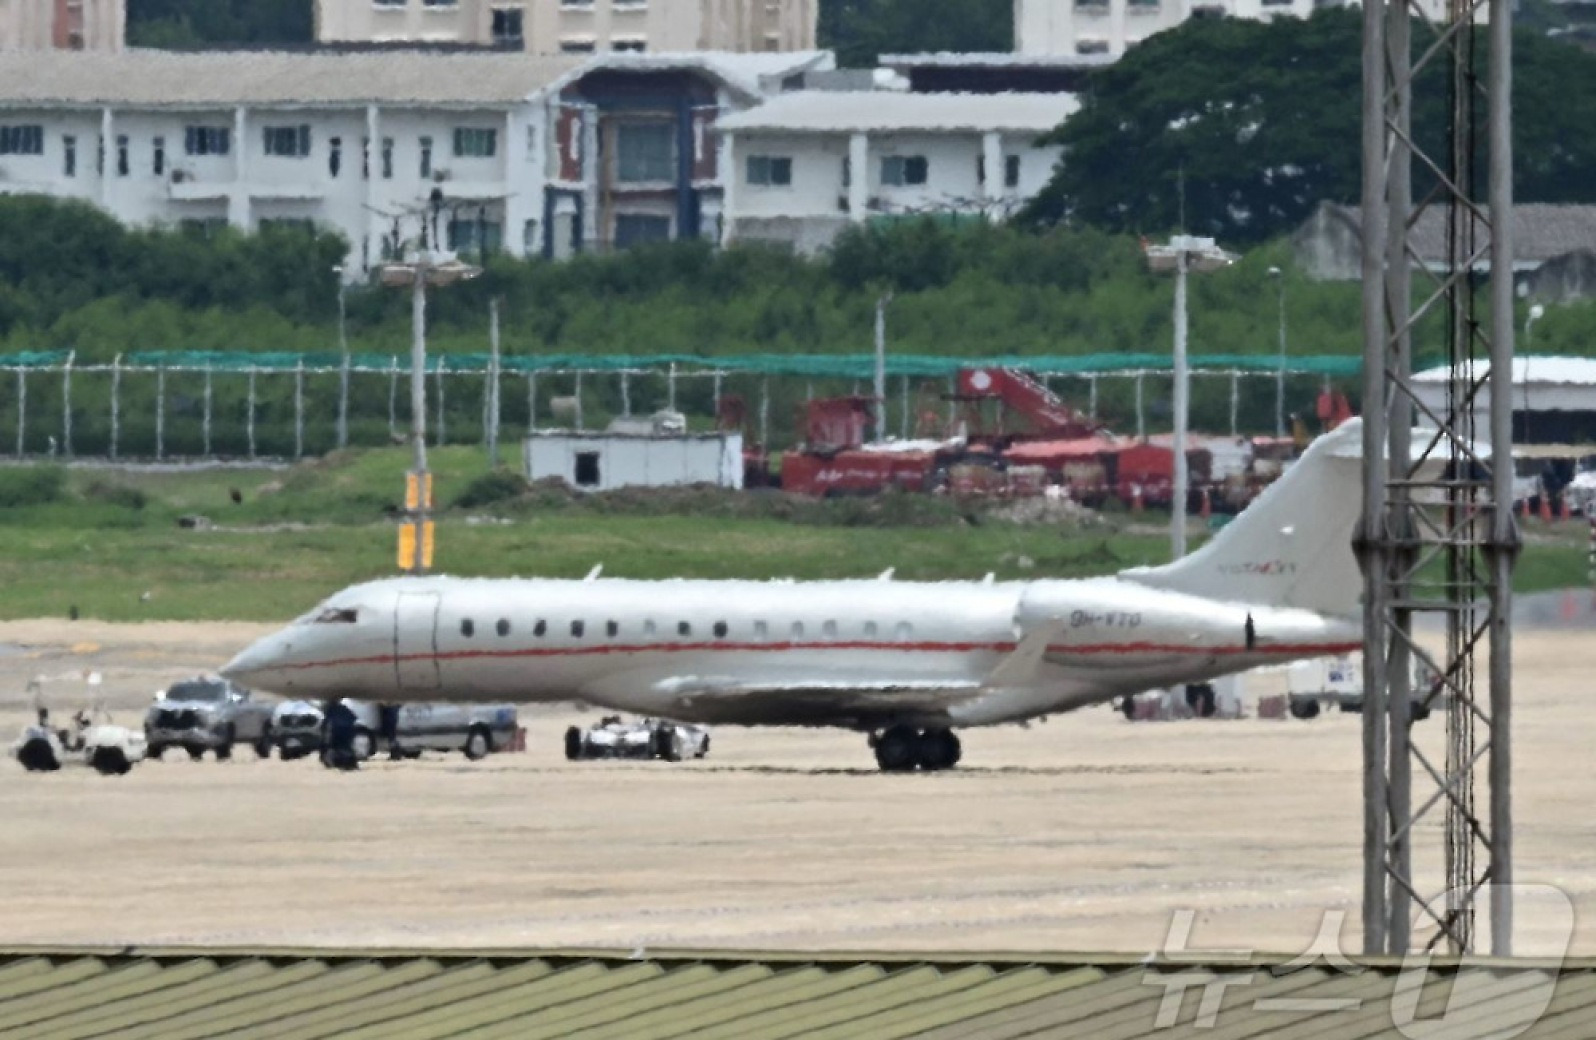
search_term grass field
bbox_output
[0,449,1582,622]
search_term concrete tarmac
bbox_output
[0,619,1589,957]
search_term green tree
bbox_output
[1023,11,1596,245]
[126,0,312,47]
[818,0,1010,67]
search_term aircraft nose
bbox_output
[221,632,293,691]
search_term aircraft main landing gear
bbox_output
[871,725,962,772]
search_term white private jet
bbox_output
[223,419,1385,771]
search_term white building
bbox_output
[0,0,123,51]
[0,49,580,274]
[525,430,745,490]
[717,91,1076,253]
[314,0,817,55]
[1015,0,1321,59]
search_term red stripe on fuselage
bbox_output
[268,639,1362,673]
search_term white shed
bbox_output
[523,431,744,491]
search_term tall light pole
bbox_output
[1268,265,1286,439]
[873,292,892,444]
[1145,235,1236,560]
[379,244,482,575]
[334,265,350,450]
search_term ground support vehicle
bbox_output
[145,677,273,761]
[564,716,711,762]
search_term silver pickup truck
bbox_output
[144,677,274,761]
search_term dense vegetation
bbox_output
[1024,11,1596,244]
[127,0,311,48]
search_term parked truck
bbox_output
[144,676,274,760]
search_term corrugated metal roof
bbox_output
[716,91,1078,134]
[0,948,1593,1039]
[0,49,581,107]
[1312,202,1596,266]
[1413,356,1596,387]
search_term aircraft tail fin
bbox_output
[1119,419,1377,618]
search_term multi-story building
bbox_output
[717,91,1075,253]
[0,49,833,268]
[0,0,123,51]
[1015,0,1323,59]
[314,0,817,55]
[542,51,832,255]
[0,50,579,275]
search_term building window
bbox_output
[62,135,76,177]
[263,125,312,158]
[115,135,129,176]
[571,620,585,637]
[153,137,165,176]
[329,136,342,178]
[184,126,230,156]
[461,619,475,637]
[181,218,227,237]
[1076,38,1110,54]
[492,7,524,44]
[746,155,791,186]
[841,156,850,187]
[560,0,594,8]
[560,38,596,53]
[446,216,501,255]
[615,121,674,182]
[382,137,394,179]
[260,217,315,234]
[496,619,510,636]
[1005,154,1021,188]
[424,0,458,6]
[361,137,369,179]
[0,125,43,155]
[419,136,433,178]
[880,156,927,187]
[614,213,671,248]
[612,38,646,52]
[374,0,404,5]
[97,137,104,175]
[453,128,497,158]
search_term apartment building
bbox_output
[0,0,123,51]
[0,50,579,274]
[1015,0,1326,58]
[717,91,1075,253]
[314,0,817,55]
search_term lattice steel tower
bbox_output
[1357,0,1517,955]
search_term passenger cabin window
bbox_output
[571,620,585,638]
[496,619,510,637]
[461,619,475,637]
[678,621,691,637]
[315,608,358,624]
[863,621,878,637]
[791,621,805,638]
[754,621,768,639]
[644,620,657,636]
[822,620,838,639]
[534,620,547,636]
[606,620,619,637]
[894,621,914,641]
[713,621,728,638]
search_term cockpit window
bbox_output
[315,608,358,624]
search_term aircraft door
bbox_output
[394,592,442,690]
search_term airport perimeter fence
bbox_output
[0,350,1365,463]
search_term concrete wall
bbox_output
[0,0,123,51]
[524,432,745,490]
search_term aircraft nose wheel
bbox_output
[871,726,962,772]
